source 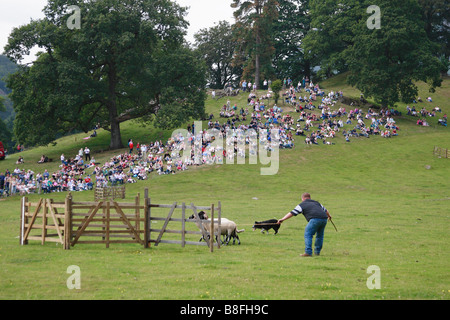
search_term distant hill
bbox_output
[0,55,18,146]
[0,55,18,94]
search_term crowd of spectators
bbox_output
[1,78,445,197]
[406,105,446,127]
[275,80,403,145]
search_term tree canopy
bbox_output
[4,0,207,149]
[303,0,445,107]
[194,21,241,89]
[231,0,279,89]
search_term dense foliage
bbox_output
[4,0,207,149]
[2,0,448,147]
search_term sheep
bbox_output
[205,218,244,245]
[188,211,244,245]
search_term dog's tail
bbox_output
[236,229,245,233]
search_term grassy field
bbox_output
[0,74,449,300]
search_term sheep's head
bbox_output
[188,211,208,220]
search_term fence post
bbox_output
[210,204,214,253]
[144,188,150,248]
[134,193,140,240]
[181,202,186,248]
[20,196,28,245]
[217,201,221,249]
[106,201,110,248]
[42,198,48,245]
[64,193,72,250]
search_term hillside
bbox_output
[3,72,447,171]
[0,73,448,300]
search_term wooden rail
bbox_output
[20,188,221,252]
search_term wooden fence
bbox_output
[20,188,221,252]
[433,146,449,159]
[94,185,126,201]
[20,197,70,249]
[148,200,222,252]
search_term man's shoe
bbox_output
[300,253,312,257]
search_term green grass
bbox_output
[0,75,449,300]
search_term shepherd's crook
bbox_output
[329,218,338,232]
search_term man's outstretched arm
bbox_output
[277,212,294,224]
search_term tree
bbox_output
[302,0,360,80]
[346,0,443,107]
[194,21,242,89]
[272,0,312,81]
[303,0,444,107]
[231,0,279,89]
[418,0,450,60]
[4,0,207,149]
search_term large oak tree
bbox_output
[4,0,207,149]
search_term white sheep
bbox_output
[189,212,244,245]
[203,218,244,245]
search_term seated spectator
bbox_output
[38,155,47,163]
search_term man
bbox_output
[141,144,148,160]
[277,193,332,257]
[84,147,91,161]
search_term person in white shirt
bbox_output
[84,147,91,161]
[141,144,148,159]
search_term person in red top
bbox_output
[128,139,134,154]
[84,175,93,190]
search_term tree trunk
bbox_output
[254,2,262,90]
[107,62,124,150]
[109,110,123,150]
[304,59,311,80]
[254,44,260,90]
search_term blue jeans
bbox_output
[304,218,328,255]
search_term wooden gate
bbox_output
[20,197,71,249]
[20,191,148,249]
[70,198,144,248]
[20,189,222,252]
[148,200,222,252]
